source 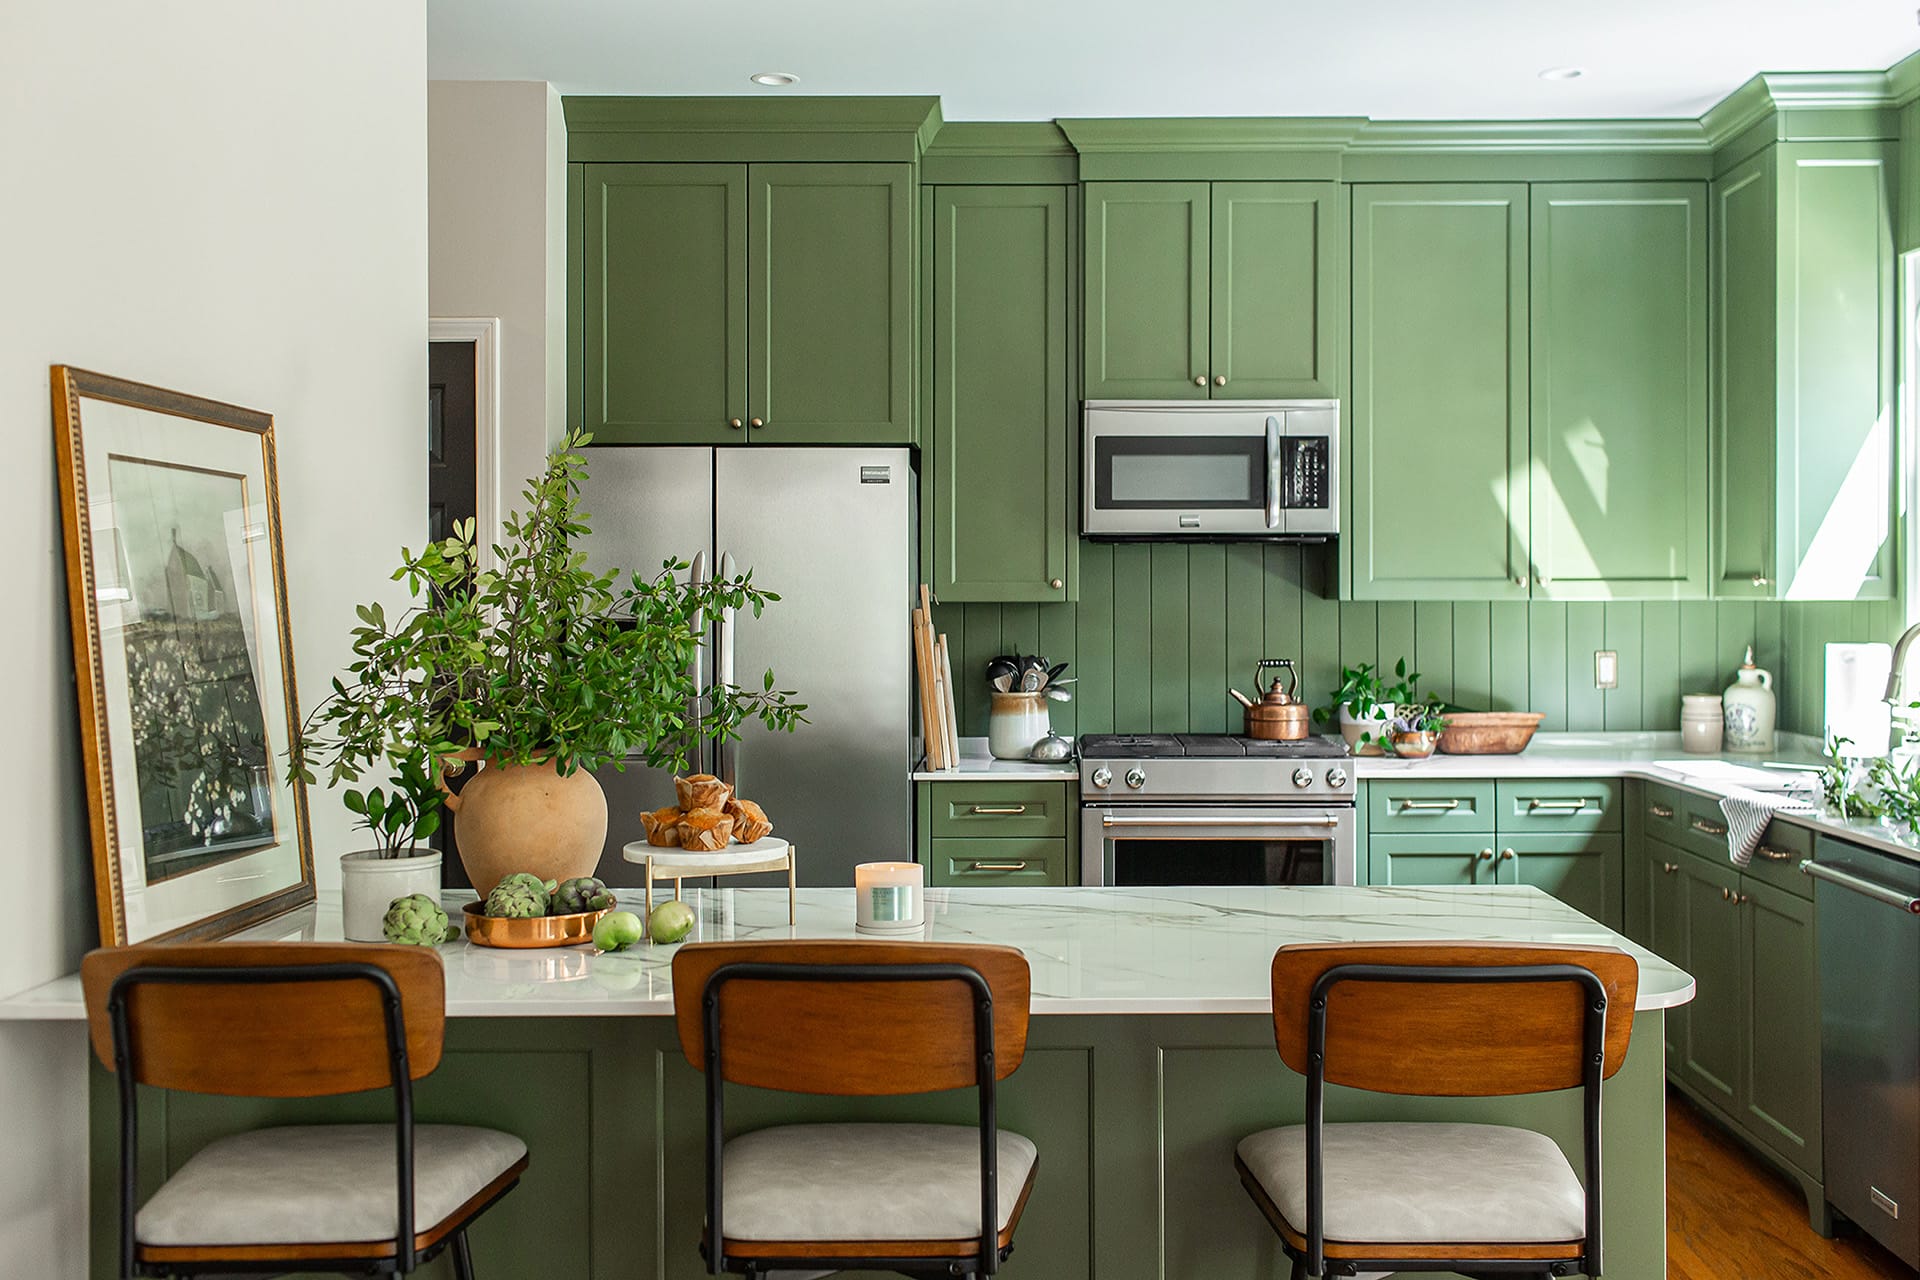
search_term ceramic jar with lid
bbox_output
[1681,693,1724,754]
[1722,646,1777,753]
[987,691,1050,760]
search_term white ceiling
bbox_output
[427,0,1920,122]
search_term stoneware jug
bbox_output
[1722,646,1777,753]
[440,750,608,896]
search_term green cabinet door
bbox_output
[749,163,913,444]
[1529,183,1708,599]
[1495,834,1622,929]
[582,164,747,444]
[1712,150,1777,597]
[1643,838,1690,1062]
[1676,850,1744,1113]
[1741,876,1821,1175]
[1209,183,1342,399]
[1084,182,1210,399]
[1350,185,1530,600]
[1367,834,1495,887]
[929,186,1072,602]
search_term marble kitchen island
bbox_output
[2,885,1690,1280]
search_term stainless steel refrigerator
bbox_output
[578,447,915,887]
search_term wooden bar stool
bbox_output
[81,942,529,1279]
[670,939,1037,1279]
[1234,941,1639,1280]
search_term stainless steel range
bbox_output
[1078,734,1357,887]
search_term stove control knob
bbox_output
[1124,767,1147,790]
[1325,767,1349,790]
[1091,767,1113,789]
[1292,767,1314,789]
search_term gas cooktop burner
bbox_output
[1079,733,1349,760]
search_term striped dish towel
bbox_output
[1718,785,1817,867]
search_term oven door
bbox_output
[1080,805,1358,887]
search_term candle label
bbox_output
[868,885,914,923]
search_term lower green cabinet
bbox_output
[1741,877,1821,1173]
[1675,846,1745,1113]
[1367,834,1494,887]
[930,837,1067,887]
[1640,839,1689,1061]
[1494,834,1621,928]
[916,780,1077,886]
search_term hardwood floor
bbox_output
[1667,1088,1914,1279]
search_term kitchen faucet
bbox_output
[1886,621,1920,702]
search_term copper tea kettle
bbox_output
[1231,659,1311,740]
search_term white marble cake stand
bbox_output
[621,836,796,923]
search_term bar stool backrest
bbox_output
[81,942,447,1097]
[672,940,1031,1095]
[1269,940,1639,1096]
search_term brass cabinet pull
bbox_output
[1513,574,1530,588]
[1526,798,1589,813]
[729,418,743,429]
[1399,798,1462,812]
[1721,886,1732,901]
[1648,804,1675,819]
[1690,816,1728,838]
[1499,848,1516,861]
[1194,375,1208,387]
[1734,892,1749,905]
[1752,574,1771,587]
[1049,578,1064,590]
[968,861,1029,872]
[1662,862,1679,874]
[1214,375,1227,386]
[1477,849,1495,861]
[749,417,765,428]
[1755,846,1796,862]
[969,805,1028,815]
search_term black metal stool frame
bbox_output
[1291,961,1610,1280]
[699,960,1012,1280]
[106,962,514,1280]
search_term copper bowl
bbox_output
[461,902,610,949]
[1436,711,1545,755]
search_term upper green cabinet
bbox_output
[582,162,913,445]
[1712,142,1898,600]
[1529,183,1708,599]
[1084,181,1341,400]
[927,185,1074,602]
[1351,185,1530,600]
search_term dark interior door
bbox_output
[428,340,478,884]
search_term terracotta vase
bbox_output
[441,751,607,896]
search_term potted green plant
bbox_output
[1385,696,1449,760]
[1313,661,1403,756]
[290,431,806,897]
[336,749,445,941]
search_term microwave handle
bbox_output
[1265,415,1282,530]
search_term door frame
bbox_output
[429,316,502,571]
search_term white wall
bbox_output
[429,80,570,520]
[0,2,428,1272]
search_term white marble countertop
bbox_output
[912,737,1078,782]
[0,883,1690,1020]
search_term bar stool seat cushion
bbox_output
[1236,1122,1585,1245]
[721,1122,1037,1243]
[136,1124,528,1246]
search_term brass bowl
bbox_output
[461,901,609,949]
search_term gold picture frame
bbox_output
[53,366,313,944]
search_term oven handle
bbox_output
[1265,415,1283,531]
[1101,815,1341,830]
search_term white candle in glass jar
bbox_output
[854,861,925,932]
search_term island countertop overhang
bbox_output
[0,884,1692,1020]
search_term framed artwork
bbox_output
[53,367,313,944]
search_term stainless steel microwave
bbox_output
[1081,400,1340,540]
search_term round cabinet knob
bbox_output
[1721,887,1732,901]
[749,417,765,428]
[1091,767,1113,789]
[1662,862,1678,874]
[1735,892,1749,906]
[1752,574,1771,587]
[729,418,743,430]
[1514,575,1530,588]
[1500,848,1516,861]
[1325,767,1348,789]
[1194,375,1207,387]
[1292,767,1314,789]
[1124,767,1147,790]
[1214,375,1227,387]
[1050,578,1064,590]
[1478,849,1495,861]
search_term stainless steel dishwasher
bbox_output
[1806,836,1920,1268]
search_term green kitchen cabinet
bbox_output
[1493,834,1622,929]
[1084,181,1340,400]
[1641,836,1690,1062]
[1712,143,1897,600]
[581,162,912,445]
[1740,876,1821,1174]
[929,837,1069,887]
[1367,834,1496,887]
[1528,183,1708,599]
[1676,847,1744,1114]
[1350,185,1530,600]
[915,781,1077,886]
[928,186,1073,602]
[581,164,747,445]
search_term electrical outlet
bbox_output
[1595,650,1619,690]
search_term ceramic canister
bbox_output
[1681,693,1724,754]
[1722,646,1777,753]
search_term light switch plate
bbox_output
[1595,650,1619,690]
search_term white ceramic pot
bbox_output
[1339,705,1395,756]
[1680,693,1724,755]
[340,849,443,942]
[1722,647,1777,753]
[987,691,1051,760]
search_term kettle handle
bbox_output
[1255,658,1299,699]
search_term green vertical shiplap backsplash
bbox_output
[932,544,1905,740]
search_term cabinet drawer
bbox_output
[929,838,1067,887]
[1368,780,1496,832]
[1673,789,1739,863]
[929,783,1068,838]
[1495,779,1620,833]
[1641,782,1688,844]
[1740,817,1813,901]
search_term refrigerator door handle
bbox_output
[715,550,737,787]
[688,550,710,777]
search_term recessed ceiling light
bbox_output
[750,72,800,87]
[1538,67,1585,81]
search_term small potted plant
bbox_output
[336,748,445,941]
[1386,696,1449,760]
[1314,663,1394,755]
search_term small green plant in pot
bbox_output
[1385,696,1450,760]
[330,749,447,941]
[1313,663,1394,755]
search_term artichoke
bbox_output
[383,893,455,946]
[552,876,615,916]
[484,873,556,919]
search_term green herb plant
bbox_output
[341,749,443,859]
[1819,736,1885,821]
[289,430,807,815]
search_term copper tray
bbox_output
[461,902,610,949]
